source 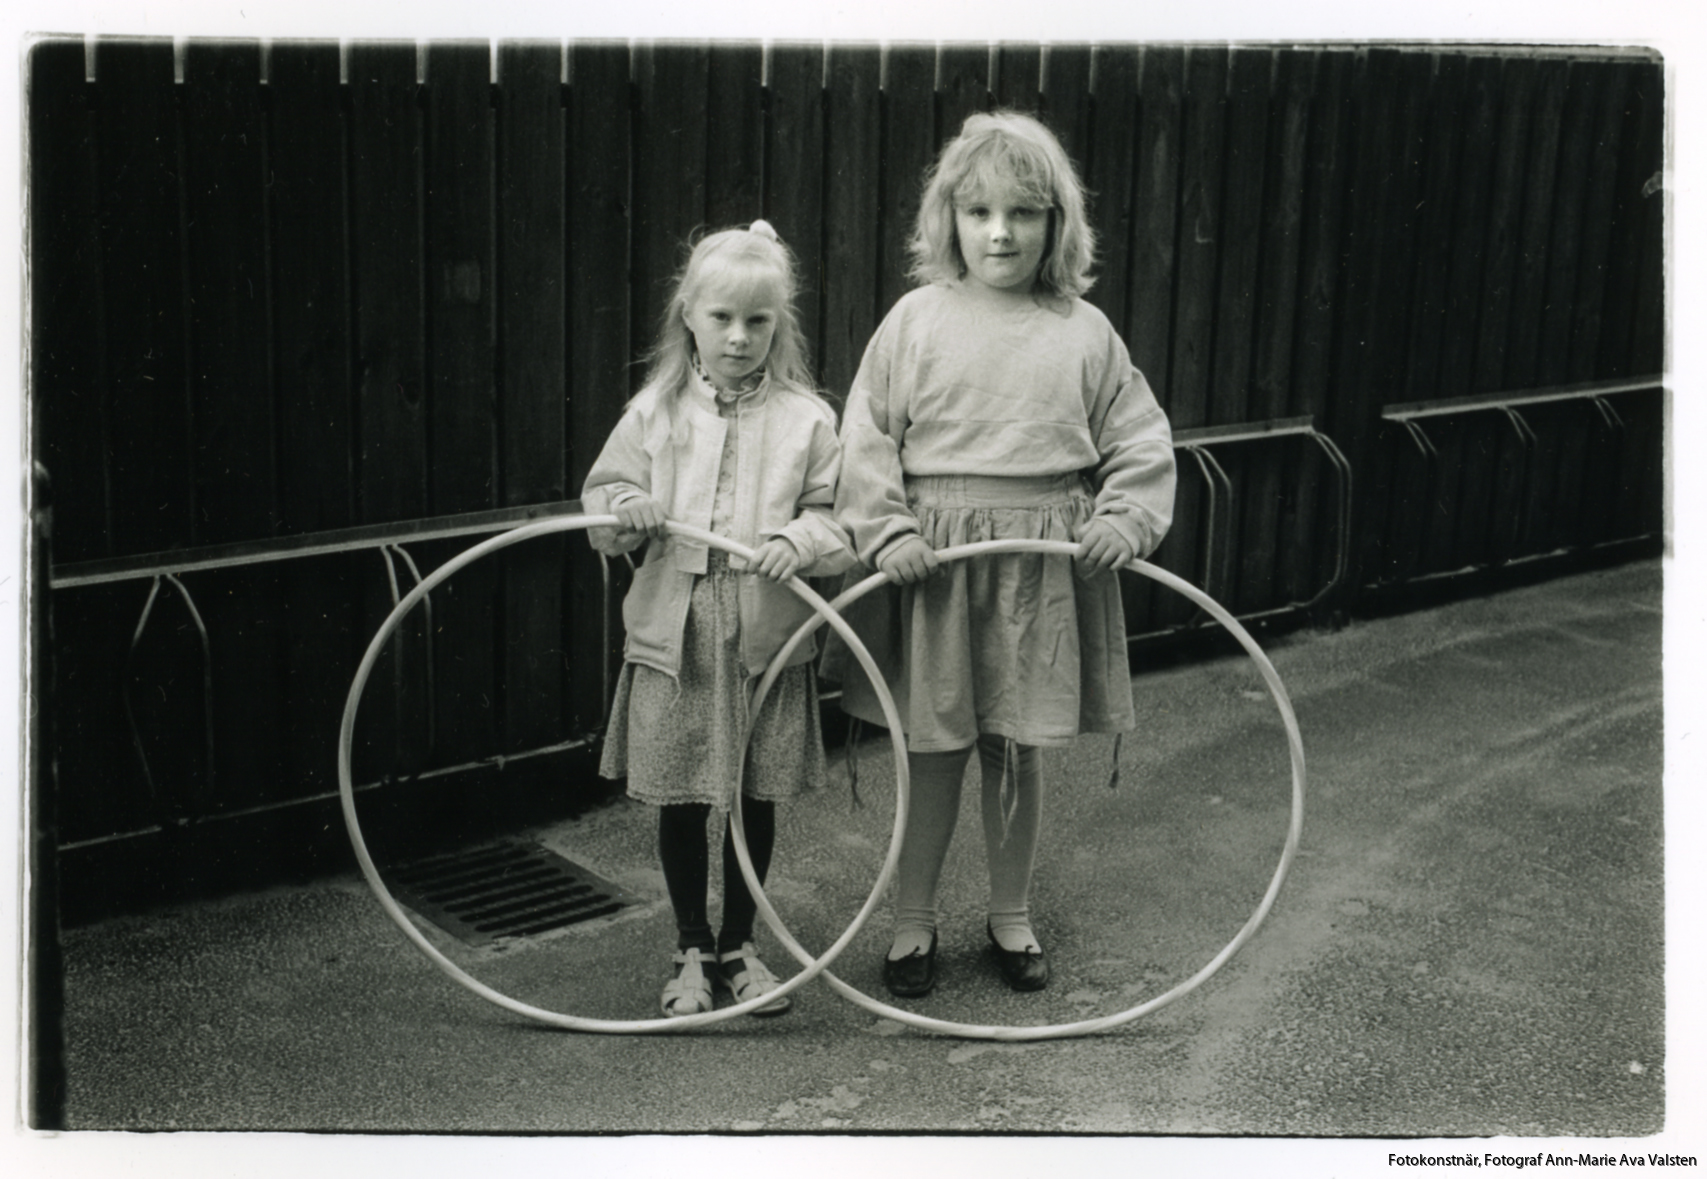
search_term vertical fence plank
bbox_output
[425,41,498,516]
[182,41,274,544]
[1085,44,1138,336]
[1537,61,1598,389]
[1626,61,1665,382]
[1040,43,1093,182]
[1504,57,1570,392]
[1239,48,1311,613]
[349,41,429,524]
[1473,56,1535,395]
[822,44,881,400]
[633,41,709,392]
[31,40,110,563]
[566,40,633,732]
[566,40,631,489]
[1168,46,1226,433]
[706,43,764,228]
[1126,45,1181,402]
[1281,50,1348,606]
[1436,55,1501,399]
[1121,44,1178,635]
[1594,59,1649,382]
[348,41,430,780]
[1408,55,1470,576]
[181,42,289,814]
[1531,60,1594,554]
[423,41,500,766]
[1508,60,1570,563]
[1434,54,1503,571]
[1332,49,1409,594]
[1156,47,1226,624]
[1338,48,1398,587]
[1208,48,1270,609]
[995,42,1040,112]
[938,42,990,142]
[94,38,192,557]
[498,41,567,507]
[267,40,360,805]
[269,41,354,535]
[1406,54,1466,403]
[1569,61,1629,382]
[497,40,568,754]
[1283,48,1345,607]
[766,43,827,380]
[1621,61,1665,541]
[880,45,937,318]
[1478,56,1541,566]
[1366,51,1431,584]
[1209,47,1269,428]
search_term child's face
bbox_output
[682,273,779,390]
[954,183,1049,295]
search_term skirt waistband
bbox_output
[905,472,1088,510]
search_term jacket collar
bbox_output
[689,350,770,410]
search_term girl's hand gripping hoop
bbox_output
[875,534,942,585]
[1073,517,1136,576]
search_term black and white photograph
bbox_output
[4,0,1701,1175]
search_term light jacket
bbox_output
[582,374,855,680]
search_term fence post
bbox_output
[28,461,66,1129]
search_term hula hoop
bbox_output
[730,538,1306,1041]
[337,516,913,1033]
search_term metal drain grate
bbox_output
[389,840,639,946]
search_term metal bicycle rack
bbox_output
[1380,375,1662,567]
[1165,415,1355,631]
[49,499,607,850]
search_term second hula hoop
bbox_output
[730,538,1307,1041]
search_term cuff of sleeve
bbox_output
[1093,510,1149,559]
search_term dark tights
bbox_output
[657,799,777,955]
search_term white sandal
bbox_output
[659,947,716,1017]
[717,943,791,1016]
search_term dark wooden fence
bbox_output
[30,39,1664,858]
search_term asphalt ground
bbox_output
[19,557,1698,1176]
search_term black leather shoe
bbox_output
[987,922,1050,992]
[882,933,937,998]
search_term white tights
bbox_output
[889,735,1044,957]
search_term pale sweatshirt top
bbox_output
[836,282,1177,565]
[581,369,855,679]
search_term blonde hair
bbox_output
[909,110,1096,299]
[634,221,819,407]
